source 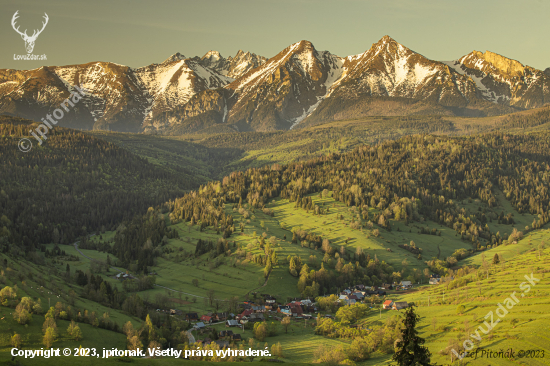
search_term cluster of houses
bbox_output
[183,312,230,331]
[336,280,416,304]
[397,280,413,290]
[336,283,414,311]
[276,299,316,318]
[232,298,317,322]
[115,272,131,280]
[178,279,431,341]
[338,285,387,305]
[182,294,318,334]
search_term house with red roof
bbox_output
[287,303,303,316]
[200,315,212,323]
[236,309,253,321]
[383,300,394,310]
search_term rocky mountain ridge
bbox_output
[1,36,548,133]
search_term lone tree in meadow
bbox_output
[393,305,433,366]
[10,333,22,348]
[281,316,291,333]
[43,327,56,348]
[492,253,500,265]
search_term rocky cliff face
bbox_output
[136,57,232,130]
[167,36,530,132]
[0,63,149,131]
[331,36,479,106]
[195,50,267,79]
[157,41,345,132]
[55,62,152,131]
[444,50,550,109]
[222,40,344,131]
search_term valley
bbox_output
[2,112,550,364]
[3,1,550,364]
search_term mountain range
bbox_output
[1,36,549,133]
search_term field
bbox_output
[72,193,460,311]
[12,178,544,365]
[269,196,458,273]
[0,315,127,361]
[4,227,549,365]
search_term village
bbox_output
[156,274,443,347]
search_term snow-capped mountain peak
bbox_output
[202,50,222,61]
[162,52,187,64]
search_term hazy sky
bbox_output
[1,0,549,70]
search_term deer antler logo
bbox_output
[12,11,49,54]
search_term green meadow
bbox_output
[0,252,142,363]
[359,240,550,365]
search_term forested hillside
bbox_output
[0,116,193,255]
[168,132,550,263]
[90,105,550,184]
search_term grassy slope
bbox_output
[0,252,143,363]
[7,148,545,364]
[65,186,537,310]
[0,316,127,361]
[65,222,550,365]
[359,236,550,365]
[0,253,140,326]
[33,185,545,363]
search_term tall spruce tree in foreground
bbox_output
[393,305,433,366]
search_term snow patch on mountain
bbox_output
[295,49,319,74]
[414,64,436,84]
[442,60,506,102]
[137,59,232,123]
[235,42,301,94]
[394,54,411,86]
[290,55,345,129]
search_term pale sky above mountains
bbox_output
[2,0,549,70]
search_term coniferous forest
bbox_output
[169,132,550,247]
[0,117,192,255]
